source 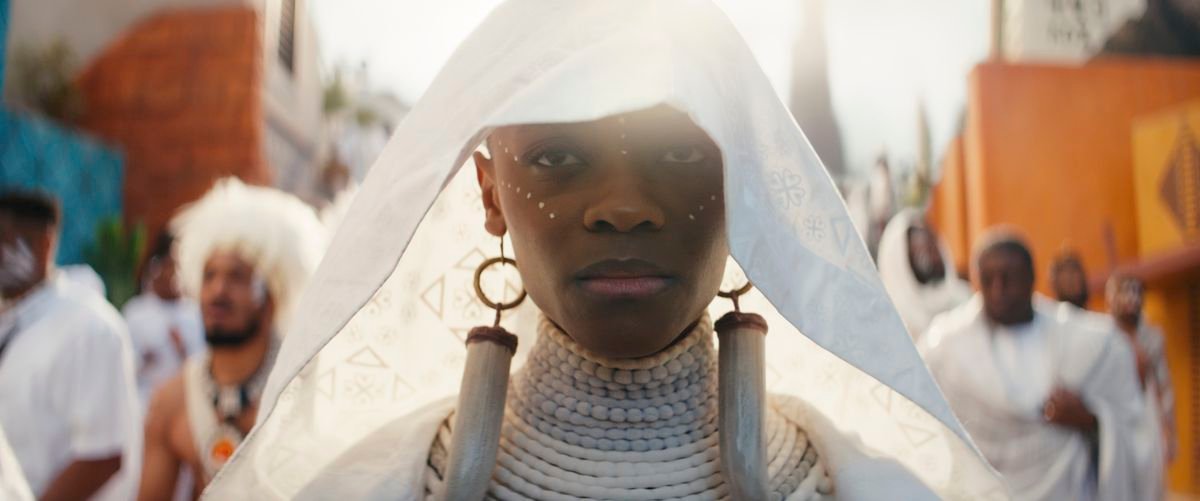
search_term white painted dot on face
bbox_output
[538,202,545,210]
[526,193,532,199]
[513,156,519,162]
[699,205,704,211]
[688,214,695,220]
[517,187,522,193]
[621,150,628,155]
[710,195,717,201]
[549,213,556,219]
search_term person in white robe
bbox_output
[0,423,34,501]
[205,2,1006,499]
[878,208,971,341]
[60,263,107,298]
[1107,273,1173,501]
[922,230,1142,501]
[123,232,205,409]
[0,189,141,501]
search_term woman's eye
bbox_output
[533,150,583,168]
[660,146,705,164]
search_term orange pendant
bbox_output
[210,437,237,465]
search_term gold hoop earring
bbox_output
[442,237,524,500]
[473,237,527,327]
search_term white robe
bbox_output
[204,1,1006,497]
[0,424,33,501]
[1114,320,1170,501]
[877,209,971,342]
[0,274,142,501]
[122,292,205,408]
[922,297,1142,501]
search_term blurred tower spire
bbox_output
[789,0,846,178]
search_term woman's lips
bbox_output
[578,276,672,297]
[574,258,674,299]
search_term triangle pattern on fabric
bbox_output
[345,347,389,369]
[392,374,415,402]
[455,247,490,271]
[899,421,937,448]
[315,368,336,399]
[421,277,445,318]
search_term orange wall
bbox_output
[929,135,970,278]
[964,59,1200,296]
[76,7,270,237]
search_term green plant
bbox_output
[10,39,84,122]
[84,217,146,309]
[323,71,349,115]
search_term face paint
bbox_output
[0,237,37,290]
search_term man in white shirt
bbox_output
[123,232,204,409]
[0,189,141,501]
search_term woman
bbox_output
[208,1,1002,499]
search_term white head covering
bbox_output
[171,178,327,333]
[208,1,1003,499]
[878,208,972,340]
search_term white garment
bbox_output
[990,319,1053,417]
[0,274,142,501]
[877,209,971,341]
[922,296,1142,501]
[1113,319,1170,501]
[207,1,1004,498]
[123,292,205,408]
[60,264,108,299]
[0,424,33,501]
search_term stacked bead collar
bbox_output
[424,315,831,500]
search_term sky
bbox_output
[311,0,992,178]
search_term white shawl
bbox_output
[206,1,1004,499]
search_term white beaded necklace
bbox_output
[425,315,832,500]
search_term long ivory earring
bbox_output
[440,237,526,501]
[715,282,768,501]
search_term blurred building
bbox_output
[995,0,1147,61]
[0,0,124,266]
[789,0,845,179]
[325,63,408,184]
[929,0,1200,493]
[3,0,326,237]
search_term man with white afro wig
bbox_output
[137,178,326,500]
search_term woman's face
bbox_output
[475,106,728,359]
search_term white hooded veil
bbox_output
[877,208,972,341]
[208,1,1004,499]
